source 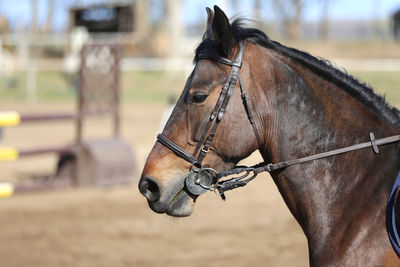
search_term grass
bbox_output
[0,71,187,104]
[0,71,74,102]
[0,70,399,108]
[121,71,186,103]
[286,40,400,59]
[350,71,400,107]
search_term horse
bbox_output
[138,6,400,266]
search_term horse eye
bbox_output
[190,92,208,103]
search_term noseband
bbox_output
[156,41,400,201]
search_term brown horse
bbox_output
[139,6,400,266]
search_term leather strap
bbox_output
[192,71,234,157]
[157,134,197,165]
[213,133,400,200]
[196,70,239,165]
[238,75,263,149]
[157,42,248,169]
[193,41,246,165]
[252,133,400,173]
[197,54,242,68]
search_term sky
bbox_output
[0,0,400,31]
[183,0,400,24]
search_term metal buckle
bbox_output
[370,132,379,154]
[231,61,242,68]
[201,146,209,153]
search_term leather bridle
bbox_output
[158,41,261,167]
[157,41,262,199]
[156,40,400,201]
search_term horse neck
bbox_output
[250,46,400,263]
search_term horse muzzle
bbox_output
[139,176,161,203]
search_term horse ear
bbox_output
[205,7,215,40]
[212,5,233,57]
[206,7,214,31]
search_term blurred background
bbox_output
[0,0,399,266]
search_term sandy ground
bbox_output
[0,103,308,267]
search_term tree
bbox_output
[319,0,331,40]
[272,0,304,40]
[42,0,57,33]
[31,0,38,33]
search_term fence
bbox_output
[0,44,136,195]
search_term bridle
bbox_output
[157,41,262,199]
[156,40,400,201]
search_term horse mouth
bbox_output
[166,189,194,217]
[144,180,195,217]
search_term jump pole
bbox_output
[0,44,135,191]
[0,145,75,161]
[0,183,14,198]
[0,111,76,127]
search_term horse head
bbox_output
[138,6,261,217]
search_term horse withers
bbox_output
[139,6,400,266]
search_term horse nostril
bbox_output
[139,176,161,203]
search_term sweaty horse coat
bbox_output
[139,5,400,266]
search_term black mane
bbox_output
[195,19,400,126]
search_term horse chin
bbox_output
[147,176,195,217]
[166,191,194,217]
[147,190,194,217]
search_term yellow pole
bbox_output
[0,147,19,161]
[0,111,21,127]
[0,183,14,198]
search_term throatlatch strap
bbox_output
[238,75,263,149]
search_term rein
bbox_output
[158,131,400,200]
[156,41,400,201]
